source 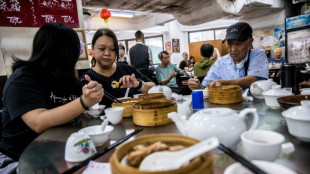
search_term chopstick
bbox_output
[62,128,143,174]
[104,91,122,103]
[183,72,205,90]
[218,143,268,174]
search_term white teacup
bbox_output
[65,132,97,162]
[105,107,124,124]
[241,130,294,161]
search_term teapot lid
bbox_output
[282,100,310,121]
[262,85,292,96]
[192,107,235,119]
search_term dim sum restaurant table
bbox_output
[18,98,310,174]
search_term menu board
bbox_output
[0,0,79,28]
[287,28,310,64]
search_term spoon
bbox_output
[139,137,219,171]
[124,88,130,98]
[101,119,109,131]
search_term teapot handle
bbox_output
[239,108,259,131]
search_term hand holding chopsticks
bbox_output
[186,74,205,90]
[62,129,143,174]
[218,143,268,174]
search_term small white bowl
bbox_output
[224,160,296,174]
[79,125,114,146]
[282,100,310,142]
[86,105,106,117]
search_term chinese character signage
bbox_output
[287,28,310,63]
[0,0,79,28]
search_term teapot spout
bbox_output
[168,112,188,135]
[250,83,263,96]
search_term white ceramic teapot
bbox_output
[148,85,172,100]
[250,79,277,99]
[168,108,259,150]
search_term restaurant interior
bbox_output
[0,0,310,174]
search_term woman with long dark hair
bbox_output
[81,28,155,107]
[0,23,103,171]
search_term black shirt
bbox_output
[129,43,150,75]
[0,66,81,160]
[179,60,188,70]
[80,63,152,107]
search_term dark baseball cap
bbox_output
[222,22,253,43]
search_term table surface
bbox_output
[18,98,310,174]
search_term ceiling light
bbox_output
[110,10,135,18]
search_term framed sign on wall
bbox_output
[0,0,79,28]
[75,30,88,61]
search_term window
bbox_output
[189,28,227,43]
[215,29,226,40]
[120,35,164,65]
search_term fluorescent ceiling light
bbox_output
[110,11,135,18]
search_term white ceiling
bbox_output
[82,0,286,26]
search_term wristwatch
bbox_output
[136,79,145,91]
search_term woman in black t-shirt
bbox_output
[81,28,155,107]
[0,23,103,167]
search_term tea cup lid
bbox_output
[282,100,310,121]
[262,85,292,96]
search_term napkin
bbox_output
[82,161,111,174]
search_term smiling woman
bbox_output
[80,28,155,107]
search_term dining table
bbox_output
[18,97,310,174]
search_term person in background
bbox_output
[269,48,286,77]
[117,43,128,64]
[210,48,221,62]
[179,52,189,71]
[188,22,268,90]
[193,44,214,77]
[0,23,103,173]
[81,28,155,107]
[269,48,286,67]
[128,30,153,77]
[156,51,191,95]
[188,56,195,70]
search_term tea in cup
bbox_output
[65,132,97,162]
[241,130,294,161]
[105,107,124,124]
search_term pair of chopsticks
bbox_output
[218,143,268,174]
[182,72,205,89]
[62,129,143,174]
[104,91,122,103]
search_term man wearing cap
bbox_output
[188,22,268,90]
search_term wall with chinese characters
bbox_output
[0,0,86,76]
[0,0,79,28]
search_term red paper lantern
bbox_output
[100,9,111,23]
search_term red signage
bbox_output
[0,0,79,28]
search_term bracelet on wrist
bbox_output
[80,95,89,110]
[138,81,145,91]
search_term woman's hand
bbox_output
[119,74,139,88]
[82,75,104,108]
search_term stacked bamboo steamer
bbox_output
[110,134,213,174]
[132,99,177,126]
[208,85,242,104]
[112,98,142,117]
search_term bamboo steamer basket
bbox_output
[132,100,177,126]
[138,93,166,100]
[112,98,142,117]
[208,85,242,104]
[110,134,213,174]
